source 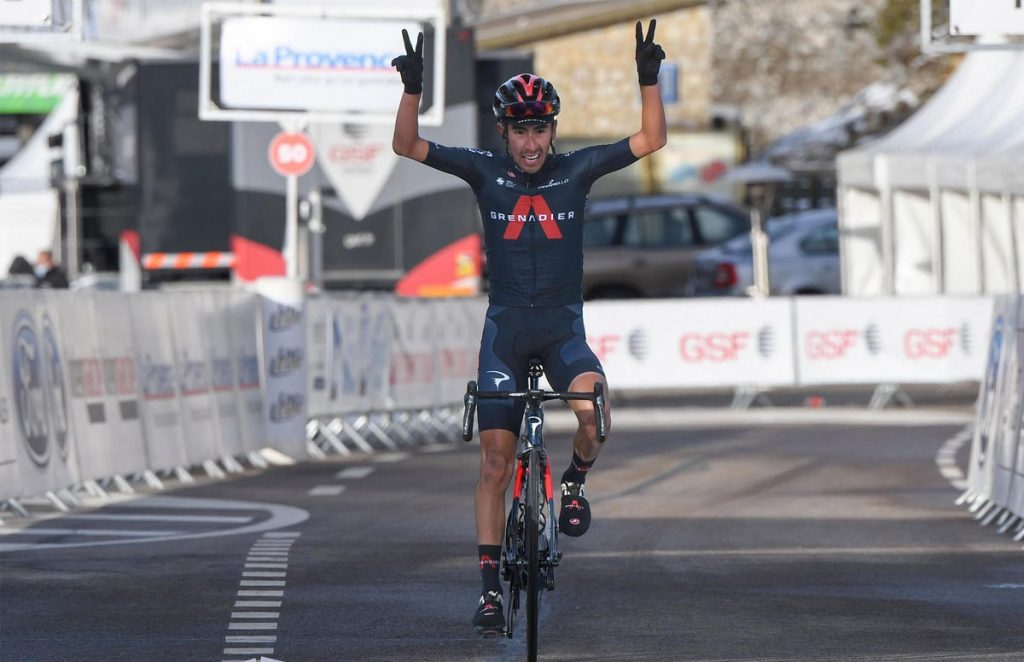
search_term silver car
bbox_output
[687,208,840,296]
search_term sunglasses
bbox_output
[503,101,556,118]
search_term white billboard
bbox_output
[951,0,1024,37]
[219,16,416,113]
[201,2,447,125]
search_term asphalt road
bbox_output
[2,410,1023,662]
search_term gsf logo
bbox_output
[904,328,956,359]
[805,330,858,360]
[679,332,750,363]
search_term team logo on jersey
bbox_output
[491,194,572,240]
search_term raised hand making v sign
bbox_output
[390,28,423,95]
[635,19,667,86]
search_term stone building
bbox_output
[467,0,951,154]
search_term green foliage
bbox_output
[874,0,917,48]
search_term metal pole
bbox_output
[306,189,325,290]
[284,174,298,278]
[750,207,770,297]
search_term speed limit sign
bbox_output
[269,131,315,177]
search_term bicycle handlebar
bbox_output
[462,380,607,443]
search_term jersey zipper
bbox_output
[527,173,536,307]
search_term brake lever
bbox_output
[462,380,477,442]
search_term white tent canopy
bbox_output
[837,49,1024,296]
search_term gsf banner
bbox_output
[794,297,992,385]
[583,299,796,389]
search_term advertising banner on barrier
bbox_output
[93,293,148,477]
[1010,315,1024,518]
[231,291,264,453]
[437,299,484,404]
[390,298,439,409]
[794,297,992,386]
[967,297,1017,500]
[583,299,796,389]
[1,291,80,497]
[986,298,1023,509]
[306,297,332,417]
[168,291,222,465]
[60,294,113,483]
[131,294,189,472]
[334,297,370,415]
[257,278,307,457]
[361,295,393,412]
[0,298,22,501]
[205,291,245,457]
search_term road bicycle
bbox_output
[462,359,606,661]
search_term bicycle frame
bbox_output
[462,359,606,655]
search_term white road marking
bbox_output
[235,601,281,608]
[335,466,375,479]
[0,497,308,554]
[372,452,410,463]
[243,571,286,578]
[231,612,280,619]
[229,622,278,630]
[935,425,972,490]
[223,647,274,655]
[987,583,1024,589]
[245,563,288,569]
[59,513,253,524]
[420,444,456,453]
[240,580,285,587]
[225,634,277,641]
[308,485,345,496]
[0,527,180,538]
[237,590,284,597]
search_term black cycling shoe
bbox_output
[473,590,505,633]
[559,481,591,537]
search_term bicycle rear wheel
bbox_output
[526,450,542,661]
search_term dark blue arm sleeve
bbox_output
[579,138,639,187]
[422,142,494,191]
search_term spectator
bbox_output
[34,250,69,289]
[3,255,36,288]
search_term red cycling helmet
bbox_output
[493,74,561,123]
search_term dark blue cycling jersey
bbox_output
[423,139,638,307]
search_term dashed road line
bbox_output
[335,466,375,479]
[308,485,345,496]
[372,452,410,463]
[223,531,299,661]
[936,425,972,490]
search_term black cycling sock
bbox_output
[478,545,502,594]
[561,452,594,485]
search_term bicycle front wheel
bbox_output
[526,450,542,661]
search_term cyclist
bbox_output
[392,20,666,632]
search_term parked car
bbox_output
[686,208,840,296]
[581,194,751,299]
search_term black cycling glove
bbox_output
[635,19,666,86]
[391,29,424,95]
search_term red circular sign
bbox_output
[268,131,315,177]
